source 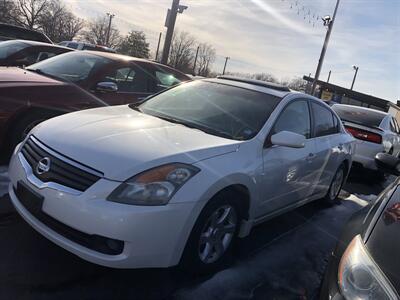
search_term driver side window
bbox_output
[100,67,147,92]
[272,100,311,139]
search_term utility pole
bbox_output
[161,0,188,65]
[155,32,162,61]
[106,13,115,47]
[327,70,332,83]
[311,0,340,95]
[350,65,359,90]
[222,56,230,75]
[192,45,200,75]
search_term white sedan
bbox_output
[8,77,354,272]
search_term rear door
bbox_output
[310,101,343,195]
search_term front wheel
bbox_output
[181,191,241,274]
[324,165,345,205]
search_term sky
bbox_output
[64,0,400,102]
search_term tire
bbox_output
[181,190,242,274]
[6,111,58,158]
[324,164,346,205]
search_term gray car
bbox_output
[332,104,400,171]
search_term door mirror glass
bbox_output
[271,131,306,148]
[375,153,400,175]
[96,82,118,93]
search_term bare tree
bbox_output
[38,0,83,42]
[81,16,121,48]
[195,42,216,77]
[252,73,279,84]
[12,0,48,29]
[285,77,307,91]
[168,31,196,72]
[0,0,18,24]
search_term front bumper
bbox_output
[8,151,198,268]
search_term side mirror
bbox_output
[375,153,400,176]
[96,82,118,93]
[271,131,306,148]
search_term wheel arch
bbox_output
[2,106,67,159]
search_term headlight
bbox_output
[338,235,399,300]
[107,163,200,206]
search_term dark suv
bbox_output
[0,23,52,43]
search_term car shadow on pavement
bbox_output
[0,168,386,300]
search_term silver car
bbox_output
[332,104,400,171]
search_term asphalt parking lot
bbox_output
[0,167,389,300]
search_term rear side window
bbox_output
[311,102,339,137]
[332,105,385,128]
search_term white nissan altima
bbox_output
[8,76,354,272]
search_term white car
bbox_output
[8,77,354,272]
[332,104,400,171]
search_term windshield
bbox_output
[0,40,27,59]
[26,52,111,83]
[138,81,281,140]
[333,104,386,128]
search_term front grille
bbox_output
[15,181,124,255]
[20,137,101,192]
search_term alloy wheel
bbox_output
[330,168,344,200]
[198,205,237,264]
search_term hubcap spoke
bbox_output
[216,207,231,225]
[214,240,225,256]
[222,223,236,234]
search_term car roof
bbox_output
[80,50,190,78]
[5,39,71,50]
[0,23,52,43]
[332,103,389,117]
[204,77,292,98]
[217,75,290,92]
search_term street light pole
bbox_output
[161,0,188,65]
[192,45,200,75]
[350,65,359,90]
[222,56,230,75]
[106,13,115,47]
[311,0,340,95]
[327,70,332,83]
[155,32,162,61]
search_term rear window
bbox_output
[0,40,28,59]
[332,105,386,128]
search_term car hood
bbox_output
[366,184,400,292]
[31,105,241,181]
[0,67,62,85]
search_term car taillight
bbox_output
[345,126,382,144]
